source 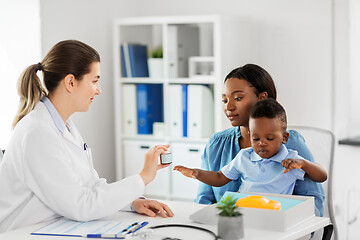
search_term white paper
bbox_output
[31,217,129,237]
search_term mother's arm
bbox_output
[195,145,217,204]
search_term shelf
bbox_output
[121,135,209,144]
[118,77,216,85]
[113,15,250,199]
[121,135,166,141]
[168,77,216,84]
[120,78,164,84]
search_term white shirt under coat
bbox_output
[0,98,145,232]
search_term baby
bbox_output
[174,98,327,195]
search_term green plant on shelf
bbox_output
[150,46,163,58]
[217,195,242,217]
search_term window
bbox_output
[0,0,41,148]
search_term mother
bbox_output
[195,64,325,216]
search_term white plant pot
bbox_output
[148,58,163,78]
[218,215,244,240]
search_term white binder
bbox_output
[167,25,199,78]
[187,85,214,138]
[169,85,183,137]
[122,84,137,135]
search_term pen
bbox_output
[121,222,138,233]
[83,233,125,239]
[125,222,141,234]
[128,221,149,234]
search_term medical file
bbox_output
[120,43,149,78]
[136,84,163,135]
[31,217,147,238]
[122,84,137,135]
[187,85,214,138]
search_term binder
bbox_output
[169,85,183,137]
[120,43,131,77]
[187,85,214,138]
[128,44,149,77]
[122,84,137,135]
[182,84,188,137]
[167,25,199,78]
[136,84,163,134]
[120,43,149,77]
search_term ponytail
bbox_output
[12,40,100,128]
[12,63,47,128]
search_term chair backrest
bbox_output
[289,126,337,239]
[0,148,3,162]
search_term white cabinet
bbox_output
[122,140,205,200]
[113,15,250,200]
[171,142,205,201]
[122,140,170,199]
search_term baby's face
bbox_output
[249,117,288,159]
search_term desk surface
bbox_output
[0,200,330,240]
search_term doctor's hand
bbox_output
[140,144,170,185]
[132,198,174,218]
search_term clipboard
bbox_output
[31,217,129,237]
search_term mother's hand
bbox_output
[132,199,174,218]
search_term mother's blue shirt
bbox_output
[195,127,325,216]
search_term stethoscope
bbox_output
[128,224,218,240]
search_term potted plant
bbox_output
[217,195,244,240]
[148,46,163,78]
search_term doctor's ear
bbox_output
[64,74,76,92]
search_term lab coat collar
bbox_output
[41,97,66,133]
[41,97,83,150]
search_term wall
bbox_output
[40,0,333,180]
[39,0,355,238]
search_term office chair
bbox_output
[289,126,337,240]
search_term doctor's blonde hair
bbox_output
[13,40,100,128]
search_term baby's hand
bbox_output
[281,159,304,173]
[173,165,196,179]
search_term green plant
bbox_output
[217,195,242,217]
[150,46,163,58]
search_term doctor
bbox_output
[0,40,173,232]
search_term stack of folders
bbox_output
[169,84,214,138]
[122,84,164,135]
[120,43,149,77]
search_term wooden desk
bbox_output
[0,200,330,240]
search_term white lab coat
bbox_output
[0,101,145,232]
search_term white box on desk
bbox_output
[190,191,315,232]
[233,192,315,231]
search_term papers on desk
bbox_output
[31,217,141,238]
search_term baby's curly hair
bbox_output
[250,99,287,130]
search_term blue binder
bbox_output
[121,44,149,77]
[128,44,149,77]
[182,85,188,137]
[136,84,163,134]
